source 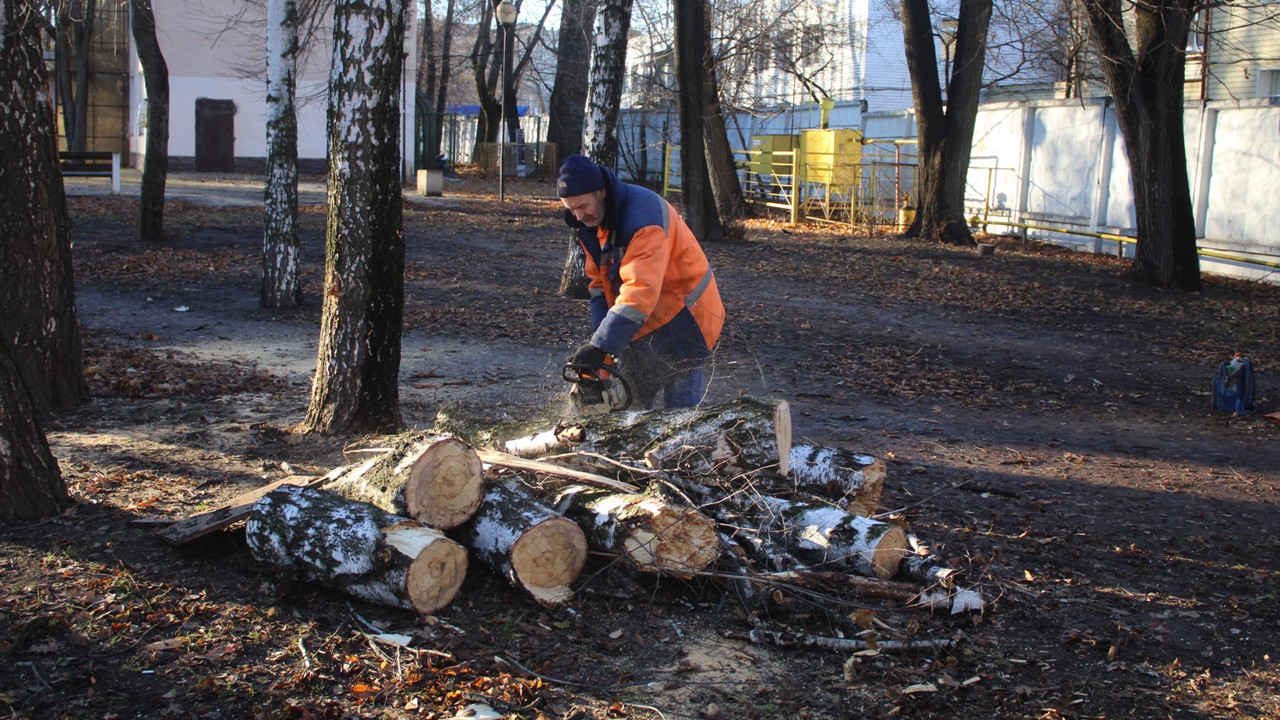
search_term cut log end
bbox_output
[404,437,485,529]
[620,502,720,576]
[868,524,910,580]
[510,517,588,606]
[383,523,469,614]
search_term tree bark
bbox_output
[0,335,70,523]
[453,478,588,607]
[672,0,724,243]
[742,495,908,580]
[551,485,720,576]
[323,434,484,530]
[558,234,590,299]
[247,486,468,614]
[130,0,170,242]
[1080,0,1201,291]
[429,0,457,161]
[581,0,633,167]
[0,0,87,414]
[787,444,886,518]
[476,397,792,478]
[899,0,990,246]
[701,58,746,228]
[546,0,595,164]
[301,0,408,435]
[262,0,302,309]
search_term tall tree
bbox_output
[130,0,171,242]
[546,0,595,164]
[672,0,723,243]
[0,0,88,414]
[263,0,302,308]
[1080,0,1201,290]
[0,0,76,521]
[301,0,408,435]
[429,0,457,162]
[53,0,95,152]
[899,0,991,246]
[700,50,746,229]
[414,0,436,169]
[582,0,633,166]
[468,0,554,160]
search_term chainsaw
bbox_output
[562,360,633,415]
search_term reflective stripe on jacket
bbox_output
[570,168,724,358]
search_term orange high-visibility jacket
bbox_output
[569,170,724,358]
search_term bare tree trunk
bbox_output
[701,59,746,230]
[546,0,595,164]
[1081,0,1201,291]
[55,0,94,152]
[582,0,633,167]
[262,0,301,309]
[0,0,74,521]
[672,0,723,243]
[301,0,408,435]
[0,0,87,414]
[430,0,456,160]
[899,0,990,246]
[130,0,170,242]
[414,0,435,171]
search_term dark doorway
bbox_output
[195,98,236,172]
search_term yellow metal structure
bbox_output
[799,128,862,186]
[748,134,799,174]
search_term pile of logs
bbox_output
[237,397,971,617]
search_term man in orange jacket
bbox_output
[557,154,724,408]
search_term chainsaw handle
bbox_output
[562,362,606,382]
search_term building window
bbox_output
[1259,68,1280,98]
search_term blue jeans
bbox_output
[620,308,711,408]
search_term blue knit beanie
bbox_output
[557,155,604,197]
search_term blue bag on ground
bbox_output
[1212,355,1255,414]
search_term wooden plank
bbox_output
[475,449,641,494]
[156,474,330,545]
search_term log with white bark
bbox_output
[787,444,887,517]
[453,477,588,608]
[740,496,908,580]
[323,432,484,529]
[246,485,467,614]
[440,398,792,477]
[550,485,720,576]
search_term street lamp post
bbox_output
[495,0,517,201]
[939,16,959,99]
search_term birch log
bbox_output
[454,478,588,607]
[551,485,720,576]
[323,433,484,529]
[787,444,887,517]
[469,398,792,476]
[246,486,467,614]
[743,496,907,579]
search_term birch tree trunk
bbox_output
[130,0,170,242]
[301,0,408,435]
[262,0,302,309]
[581,0,633,167]
[0,0,87,415]
[787,444,886,518]
[552,485,720,576]
[744,496,907,580]
[454,478,588,607]
[323,434,484,529]
[247,486,467,614]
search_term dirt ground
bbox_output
[3,171,1280,720]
